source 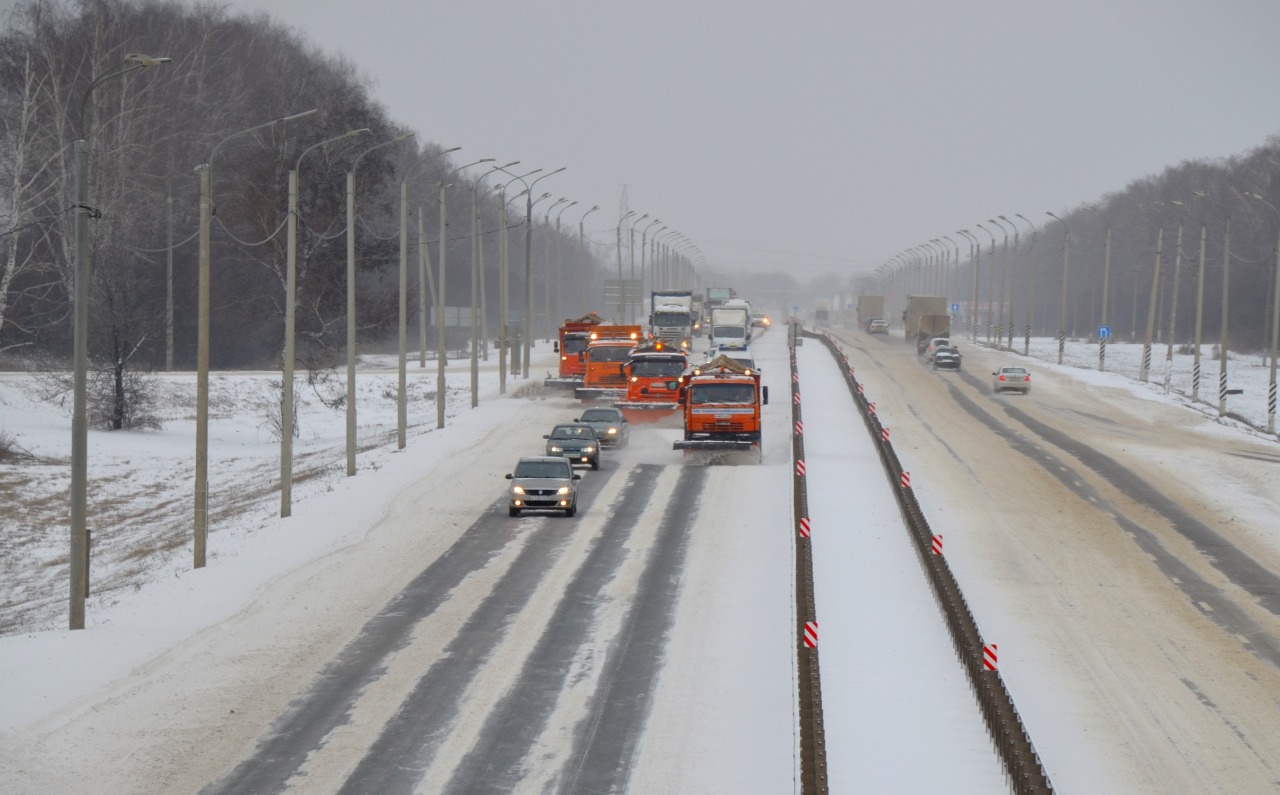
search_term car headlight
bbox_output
[584,446,595,453]
[549,445,562,453]
[557,486,570,495]
[607,427,618,434]
[511,486,525,494]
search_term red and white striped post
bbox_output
[798,516,811,538]
[795,420,804,436]
[868,401,876,415]
[796,459,806,477]
[881,427,890,442]
[931,534,943,555]
[804,621,819,648]
[983,643,998,671]
[900,471,911,489]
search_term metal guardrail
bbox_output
[789,324,829,794]
[806,329,1054,795]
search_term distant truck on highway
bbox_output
[648,289,695,350]
[904,295,950,349]
[709,300,751,350]
[856,295,885,327]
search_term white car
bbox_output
[923,337,952,362]
[992,365,1031,394]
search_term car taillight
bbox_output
[998,374,1005,381]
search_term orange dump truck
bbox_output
[573,325,643,401]
[614,340,689,425]
[672,354,768,463]
[545,312,608,388]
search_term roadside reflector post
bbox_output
[932,534,942,555]
[983,643,998,671]
[900,471,911,489]
[804,620,819,648]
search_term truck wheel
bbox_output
[509,507,520,517]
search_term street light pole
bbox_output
[435,157,493,427]
[975,224,996,345]
[543,197,570,341]
[1246,192,1280,434]
[1139,227,1164,383]
[195,108,318,573]
[68,53,170,629]
[1014,214,1036,355]
[615,210,636,318]
[1046,212,1070,365]
[282,128,368,516]
[470,163,518,407]
[578,205,600,310]
[553,199,577,334]
[990,218,1012,350]
[346,133,415,473]
[627,213,649,324]
[956,230,979,342]
[521,169,566,377]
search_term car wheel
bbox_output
[590,460,599,471]
[509,507,520,517]
[565,504,576,517]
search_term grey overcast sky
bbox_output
[15,0,1280,281]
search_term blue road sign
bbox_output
[951,303,960,313]
[1099,326,1111,339]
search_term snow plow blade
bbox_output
[544,376,584,389]
[615,401,681,425]
[574,387,626,402]
[672,439,757,452]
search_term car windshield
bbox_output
[588,345,632,362]
[579,409,619,422]
[631,360,686,377]
[1001,368,1027,375]
[514,461,570,479]
[690,383,755,404]
[551,426,594,439]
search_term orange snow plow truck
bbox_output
[673,355,768,463]
[574,325,643,401]
[614,340,688,425]
[545,312,607,388]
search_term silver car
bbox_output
[992,365,1031,394]
[506,456,581,517]
[575,407,630,447]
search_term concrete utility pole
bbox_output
[69,53,170,629]
[1139,227,1163,383]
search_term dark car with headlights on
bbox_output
[506,456,581,517]
[575,407,630,448]
[932,346,962,371]
[544,423,602,470]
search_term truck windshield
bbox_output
[562,335,590,353]
[652,314,689,327]
[588,345,632,362]
[712,326,746,339]
[631,360,686,377]
[690,383,754,404]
